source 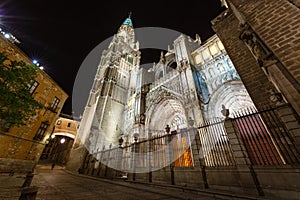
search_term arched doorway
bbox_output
[205,80,255,119]
[147,97,187,134]
[40,133,75,165]
[145,96,193,167]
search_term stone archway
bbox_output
[145,95,194,167]
[146,97,188,136]
[206,80,255,119]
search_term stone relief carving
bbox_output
[239,25,274,67]
[221,104,230,118]
[269,89,285,106]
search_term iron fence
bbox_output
[233,105,300,165]
[197,118,236,167]
[86,119,236,174]
[91,128,195,173]
[83,105,300,174]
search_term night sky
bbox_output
[1,0,225,116]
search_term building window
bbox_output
[202,48,212,61]
[209,45,219,56]
[29,81,39,94]
[67,122,71,127]
[159,71,163,79]
[57,120,62,125]
[34,122,49,141]
[50,97,60,111]
[128,55,133,64]
[217,40,225,51]
[194,54,203,65]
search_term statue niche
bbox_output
[239,26,273,67]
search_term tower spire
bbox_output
[122,12,133,27]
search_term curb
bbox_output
[63,169,271,200]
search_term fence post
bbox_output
[132,141,137,181]
[167,132,175,185]
[190,127,208,189]
[115,138,124,178]
[147,138,152,183]
[275,104,300,149]
[224,118,264,196]
[104,144,112,178]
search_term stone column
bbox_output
[275,104,300,148]
[224,118,264,196]
[191,128,208,189]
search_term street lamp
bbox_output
[60,138,66,144]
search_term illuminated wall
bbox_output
[0,34,68,165]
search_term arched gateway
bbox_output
[145,90,187,136]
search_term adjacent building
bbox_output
[210,0,300,198]
[211,0,300,148]
[0,32,68,172]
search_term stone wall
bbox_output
[0,33,68,164]
[173,167,204,188]
[76,154,300,200]
[254,165,300,199]
[212,0,300,115]
[205,166,244,194]
[212,10,274,108]
[65,146,87,173]
[150,167,172,185]
[0,158,35,172]
[0,158,37,199]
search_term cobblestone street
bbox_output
[31,165,219,200]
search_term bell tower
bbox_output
[76,14,141,153]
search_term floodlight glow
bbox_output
[39,66,44,70]
[4,33,10,39]
[60,138,66,144]
[33,60,38,64]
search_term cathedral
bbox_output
[75,15,254,154]
[66,2,300,199]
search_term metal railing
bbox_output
[198,118,235,167]
[233,106,300,165]
[82,104,300,175]
[90,128,195,173]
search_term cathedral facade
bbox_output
[75,15,254,154]
[66,5,300,198]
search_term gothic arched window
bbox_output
[157,71,163,79]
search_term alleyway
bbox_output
[31,164,217,200]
